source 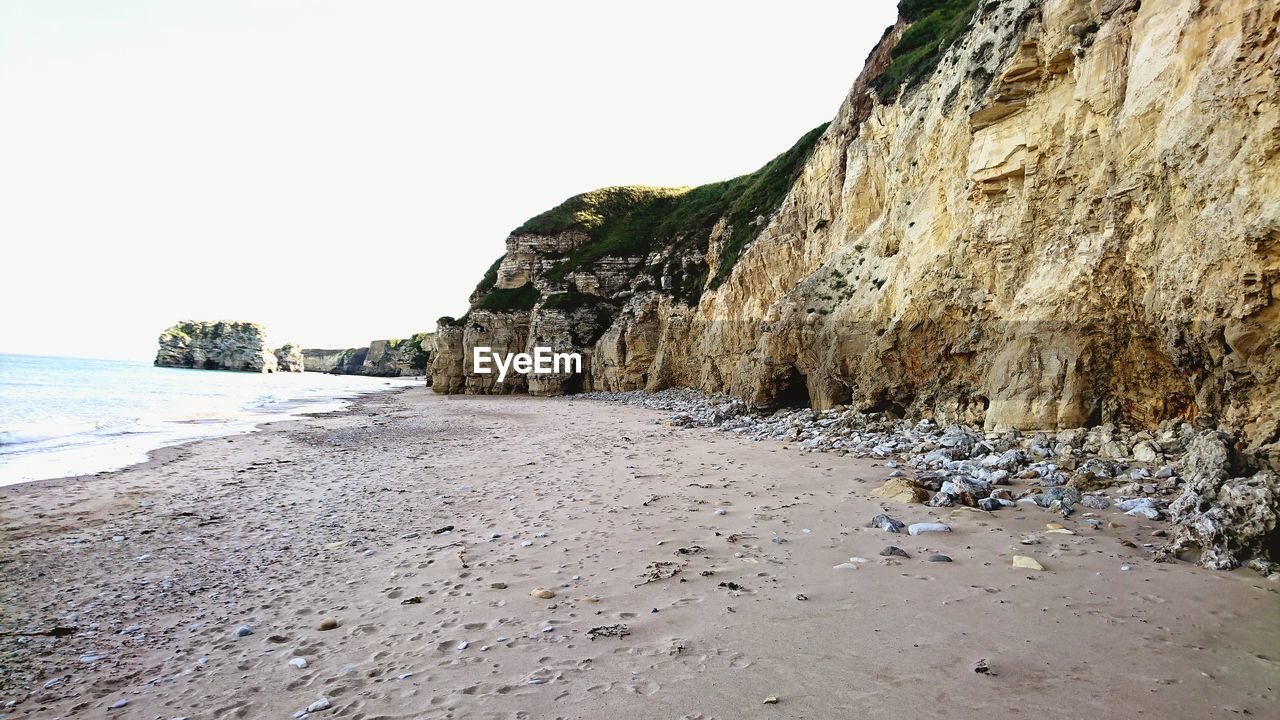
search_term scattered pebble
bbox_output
[1012,555,1045,571]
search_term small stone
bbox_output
[306,698,332,713]
[398,672,414,680]
[490,582,508,589]
[530,589,556,599]
[234,624,254,638]
[520,540,534,547]
[318,618,339,631]
[880,546,910,558]
[907,523,951,535]
[870,514,905,533]
[927,554,953,563]
[289,657,307,669]
[110,699,128,710]
[457,641,469,650]
[713,508,727,515]
[763,695,779,704]
[1012,555,1044,571]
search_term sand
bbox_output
[1,388,1277,719]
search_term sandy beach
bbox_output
[1,387,1277,719]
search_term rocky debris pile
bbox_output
[1156,431,1279,575]
[584,387,749,425]
[583,389,1279,574]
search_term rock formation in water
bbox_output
[302,334,433,377]
[274,343,305,373]
[433,0,1278,456]
[155,321,284,373]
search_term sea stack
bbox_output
[274,343,306,372]
[155,320,299,373]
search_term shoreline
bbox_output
[0,376,421,491]
[2,390,1277,718]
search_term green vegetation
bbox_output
[472,283,540,312]
[408,331,431,370]
[870,0,981,101]
[473,255,504,297]
[506,123,828,300]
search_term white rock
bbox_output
[907,523,952,535]
[306,698,332,713]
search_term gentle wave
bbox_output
[0,354,419,485]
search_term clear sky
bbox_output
[0,0,898,361]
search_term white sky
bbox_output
[0,0,897,361]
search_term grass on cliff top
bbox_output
[508,123,828,297]
[870,0,982,102]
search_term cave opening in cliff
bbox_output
[562,373,584,395]
[866,390,912,419]
[775,368,811,409]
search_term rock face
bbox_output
[155,321,282,373]
[303,347,370,375]
[434,0,1280,465]
[303,334,433,377]
[274,343,305,373]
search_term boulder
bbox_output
[869,478,930,504]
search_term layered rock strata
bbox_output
[432,0,1279,469]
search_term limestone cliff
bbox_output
[274,343,305,373]
[303,347,369,375]
[433,0,1279,467]
[155,321,282,373]
[303,334,433,377]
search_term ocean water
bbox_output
[0,354,418,486]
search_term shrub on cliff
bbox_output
[871,0,981,101]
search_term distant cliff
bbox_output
[303,334,433,377]
[155,321,301,373]
[431,0,1279,462]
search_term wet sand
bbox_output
[1,389,1277,719]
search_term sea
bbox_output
[0,354,418,487]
